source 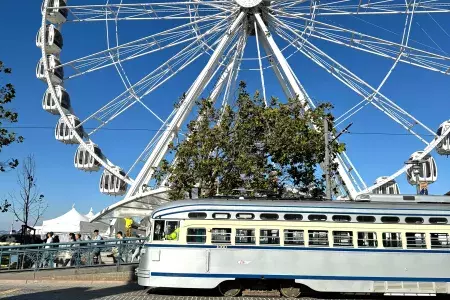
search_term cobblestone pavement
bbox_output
[0,284,444,300]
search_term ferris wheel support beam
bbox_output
[255,13,359,200]
[125,11,246,199]
[271,16,436,143]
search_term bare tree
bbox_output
[11,155,47,229]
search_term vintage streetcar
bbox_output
[137,194,450,296]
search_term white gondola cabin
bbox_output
[74,142,102,172]
[42,85,71,114]
[436,121,450,156]
[36,55,64,85]
[99,167,128,196]
[42,0,68,24]
[36,24,63,54]
[372,176,400,195]
[55,114,84,144]
[406,151,438,185]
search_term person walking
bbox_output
[112,231,124,264]
[62,233,75,267]
[41,232,54,268]
[92,229,103,265]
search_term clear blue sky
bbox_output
[1,1,450,231]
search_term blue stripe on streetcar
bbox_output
[150,272,450,282]
[144,243,450,254]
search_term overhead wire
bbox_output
[2,125,438,137]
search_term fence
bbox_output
[0,238,145,272]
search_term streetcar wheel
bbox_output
[218,280,242,297]
[280,282,302,298]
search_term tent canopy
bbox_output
[41,205,107,234]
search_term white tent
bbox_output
[85,208,95,219]
[41,205,108,239]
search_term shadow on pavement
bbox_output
[3,284,145,300]
[4,284,450,300]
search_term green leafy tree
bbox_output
[155,82,344,200]
[1,61,23,171]
[1,61,24,212]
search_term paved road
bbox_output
[0,284,444,300]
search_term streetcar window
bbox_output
[382,232,402,248]
[333,231,353,247]
[187,228,206,243]
[429,217,448,224]
[153,220,165,241]
[332,215,351,222]
[237,213,254,220]
[357,232,378,248]
[308,215,327,221]
[260,213,279,220]
[430,233,450,248]
[381,216,400,224]
[284,230,304,246]
[308,230,329,247]
[356,216,376,223]
[405,217,424,224]
[211,228,231,244]
[235,229,255,244]
[188,212,207,219]
[284,214,303,221]
[153,220,180,241]
[406,232,426,249]
[260,229,280,245]
[213,213,230,219]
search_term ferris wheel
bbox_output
[37,0,450,211]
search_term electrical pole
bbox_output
[324,118,332,200]
[324,119,353,200]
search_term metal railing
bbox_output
[0,238,145,272]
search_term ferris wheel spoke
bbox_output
[54,13,234,80]
[276,14,450,75]
[271,0,450,16]
[63,1,236,22]
[271,15,437,144]
[79,23,229,136]
[125,12,246,198]
[130,35,245,180]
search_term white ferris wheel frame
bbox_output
[40,0,450,207]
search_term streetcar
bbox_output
[136,194,450,296]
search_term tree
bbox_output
[0,61,23,172]
[11,155,47,229]
[155,82,344,200]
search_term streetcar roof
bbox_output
[152,194,450,219]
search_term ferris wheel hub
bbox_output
[236,0,263,8]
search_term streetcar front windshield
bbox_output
[153,220,180,241]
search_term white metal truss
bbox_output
[63,1,236,22]
[39,1,450,222]
[125,11,246,199]
[255,13,359,199]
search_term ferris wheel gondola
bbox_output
[42,85,71,115]
[37,0,450,208]
[36,24,63,54]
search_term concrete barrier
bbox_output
[0,264,137,284]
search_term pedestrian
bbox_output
[41,232,54,268]
[63,233,75,267]
[91,229,103,265]
[111,231,124,263]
